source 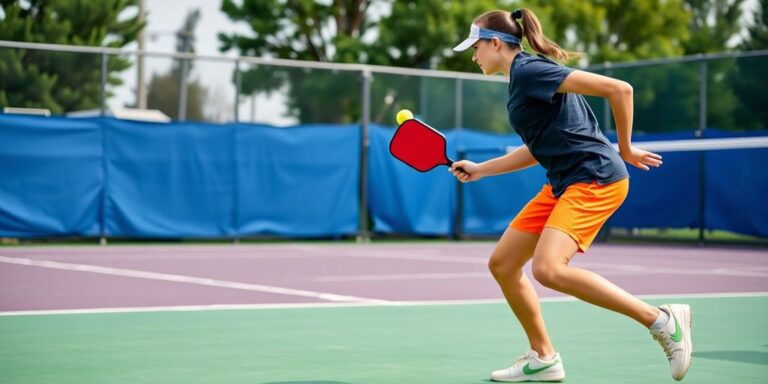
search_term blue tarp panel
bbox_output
[235,124,360,237]
[702,130,768,237]
[608,131,702,230]
[0,116,359,238]
[0,114,765,239]
[103,119,238,237]
[0,115,102,237]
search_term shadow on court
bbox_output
[695,351,768,366]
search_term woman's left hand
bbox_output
[621,146,663,171]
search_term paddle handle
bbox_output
[447,159,467,174]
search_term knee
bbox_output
[488,253,506,279]
[531,260,564,289]
[488,252,521,280]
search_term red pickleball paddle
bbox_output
[389,119,465,173]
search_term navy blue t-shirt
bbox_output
[507,51,628,197]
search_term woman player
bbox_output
[449,8,692,382]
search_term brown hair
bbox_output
[473,8,580,62]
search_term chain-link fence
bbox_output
[2,41,766,134]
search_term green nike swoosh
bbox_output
[670,311,683,342]
[523,361,559,375]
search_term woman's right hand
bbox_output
[449,160,483,183]
[620,145,663,171]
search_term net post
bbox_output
[357,68,372,243]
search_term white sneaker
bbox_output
[490,350,565,382]
[651,304,693,381]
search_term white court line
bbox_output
[1,291,766,317]
[0,255,390,304]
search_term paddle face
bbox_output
[389,119,453,172]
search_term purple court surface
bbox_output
[1,242,767,313]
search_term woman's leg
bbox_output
[531,227,659,327]
[489,227,556,357]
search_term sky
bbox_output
[141,0,244,57]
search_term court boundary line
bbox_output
[1,291,765,317]
[0,255,391,305]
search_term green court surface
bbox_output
[1,296,766,384]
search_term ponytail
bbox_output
[511,8,580,61]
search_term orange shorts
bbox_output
[510,178,629,252]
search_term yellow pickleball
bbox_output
[396,109,414,125]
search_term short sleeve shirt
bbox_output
[507,51,628,197]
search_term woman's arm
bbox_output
[449,145,538,183]
[557,70,662,171]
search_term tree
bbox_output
[219,0,372,123]
[0,0,143,114]
[741,0,768,51]
[220,0,369,62]
[521,0,691,64]
[729,0,768,130]
[682,0,745,54]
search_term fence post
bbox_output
[234,59,241,123]
[358,68,372,243]
[455,78,463,129]
[454,149,466,240]
[454,79,465,240]
[697,58,708,244]
[100,52,108,245]
[178,55,189,121]
[100,51,107,116]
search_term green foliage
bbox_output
[723,0,768,130]
[522,0,691,64]
[0,0,143,113]
[741,0,768,50]
[0,49,59,111]
[682,0,745,54]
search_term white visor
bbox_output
[453,24,522,52]
[453,24,481,52]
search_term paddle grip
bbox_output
[447,160,467,174]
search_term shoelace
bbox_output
[511,352,531,368]
[652,331,673,359]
